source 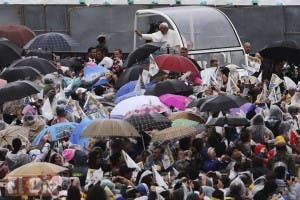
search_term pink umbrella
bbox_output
[125,104,170,117]
[0,79,7,87]
[159,94,192,111]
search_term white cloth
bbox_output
[142,29,180,48]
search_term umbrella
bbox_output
[0,126,30,146]
[172,119,199,127]
[60,57,82,68]
[0,66,41,82]
[31,122,78,146]
[0,24,35,47]
[81,119,140,138]
[124,104,170,117]
[145,79,193,97]
[115,64,146,89]
[9,57,57,75]
[168,111,205,123]
[124,42,164,68]
[0,79,7,87]
[69,118,92,148]
[159,94,192,110]
[0,81,41,104]
[196,96,217,108]
[110,95,168,118]
[24,49,53,60]
[151,126,197,142]
[155,54,199,73]
[199,94,249,113]
[125,112,171,132]
[259,40,300,64]
[24,32,79,51]
[115,80,154,99]
[5,162,67,178]
[0,39,22,68]
[230,103,261,116]
[206,116,250,127]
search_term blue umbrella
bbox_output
[69,118,92,148]
[115,81,154,99]
[115,81,137,99]
[115,91,140,104]
[24,32,79,51]
[32,122,78,146]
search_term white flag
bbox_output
[284,76,297,89]
[257,72,262,83]
[276,86,282,102]
[134,75,145,95]
[173,167,179,177]
[122,150,141,171]
[269,74,283,89]
[149,54,159,77]
[152,166,168,189]
[142,70,150,85]
[226,76,233,94]
[41,98,53,120]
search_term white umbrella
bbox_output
[110,95,168,118]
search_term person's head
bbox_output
[50,153,63,166]
[56,105,67,117]
[152,146,164,160]
[88,47,97,59]
[212,189,224,200]
[243,42,252,54]
[86,184,107,200]
[159,22,169,35]
[119,165,134,180]
[67,185,81,200]
[210,59,219,67]
[97,34,106,44]
[12,138,22,152]
[207,147,216,159]
[180,47,189,57]
[96,48,105,60]
[113,49,122,59]
[177,149,185,160]
[88,148,103,169]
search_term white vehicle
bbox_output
[134,6,247,69]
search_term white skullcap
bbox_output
[160,22,169,28]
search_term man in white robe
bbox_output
[135,22,181,49]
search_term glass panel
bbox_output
[154,7,241,50]
[191,50,246,69]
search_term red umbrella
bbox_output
[0,24,36,47]
[155,54,199,73]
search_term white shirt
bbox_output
[142,29,180,48]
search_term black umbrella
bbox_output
[125,112,171,133]
[0,66,41,82]
[199,94,249,113]
[260,40,300,64]
[144,79,193,97]
[60,57,83,68]
[115,64,147,89]
[0,81,41,104]
[9,57,57,75]
[24,49,53,60]
[0,39,22,69]
[206,116,249,127]
[24,32,79,51]
[124,42,164,68]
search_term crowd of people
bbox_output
[0,22,300,200]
